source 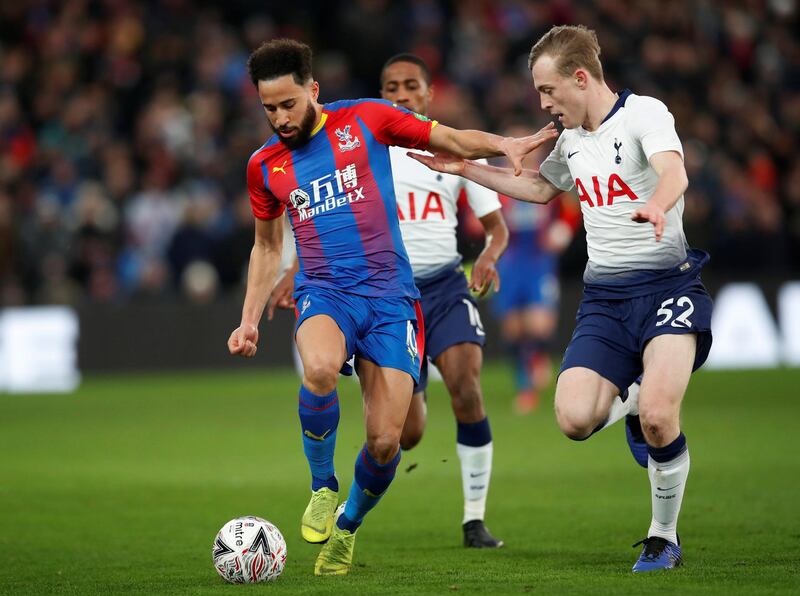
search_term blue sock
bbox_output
[647,432,687,463]
[457,417,492,447]
[338,446,400,532]
[298,385,339,492]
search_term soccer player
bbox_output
[410,25,713,572]
[272,53,510,548]
[227,39,556,575]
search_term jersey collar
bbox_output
[310,112,328,137]
[600,88,632,125]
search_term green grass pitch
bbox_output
[1,364,799,594]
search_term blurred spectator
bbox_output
[1,0,798,307]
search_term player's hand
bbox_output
[501,122,559,176]
[406,151,466,175]
[470,254,500,297]
[631,203,666,241]
[267,272,296,320]
[228,323,259,357]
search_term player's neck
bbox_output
[582,84,619,132]
[311,103,324,129]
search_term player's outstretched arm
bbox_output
[630,150,688,241]
[228,216,284,357]
[428,122,558,175]
[409,152,561,205]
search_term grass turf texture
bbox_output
[1,365,798,595]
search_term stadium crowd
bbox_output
[1,0,797,306]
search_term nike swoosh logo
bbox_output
[469,472,487,478]
[303,522,326,533]
[656,483,681,492]
[567,151,580,159]
[303,428,331,441]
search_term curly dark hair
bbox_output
[247,38,313,86]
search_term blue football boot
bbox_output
[632,536,682,572]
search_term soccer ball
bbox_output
[212,516,287,583]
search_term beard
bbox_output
[271,102,318,150]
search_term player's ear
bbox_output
[309,80,320,101]
[574,69,588,89]
[427,84,434,103]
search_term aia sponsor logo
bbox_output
[575,174,637,208]
[397,192,445,221]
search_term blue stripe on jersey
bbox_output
[356,114,411,279]
[290,130,369,285]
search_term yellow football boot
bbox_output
[301,487,338,543]
[314,505,356,576]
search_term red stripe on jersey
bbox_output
[414,299,425,375]
[246,148,284,220]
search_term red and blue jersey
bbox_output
[247,99,435,298]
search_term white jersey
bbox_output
[539,91,687,284]
[390,146,501,279]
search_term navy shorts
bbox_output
[414,265,486,393]
[294,286,424,383]
[559,278,713,393]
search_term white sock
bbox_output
[647,448,690,544]
[457,442,493,524]
[595,381,640,434]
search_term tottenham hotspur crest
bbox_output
[613,138,623,164]
[335,125,361,152]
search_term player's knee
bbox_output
[302,357,339,395]
[450,377,482,417]
[639,407,679,444]
[554,405,594,441]
[366,433,401,464]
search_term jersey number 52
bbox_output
[655,296,694,328]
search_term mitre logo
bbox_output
[289,188,310,209]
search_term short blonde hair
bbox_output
[528,25,603,81]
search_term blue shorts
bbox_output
[492,253,559,318]
[559,278,713,393]
[414,265,486,393]
[294,286,424,383]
